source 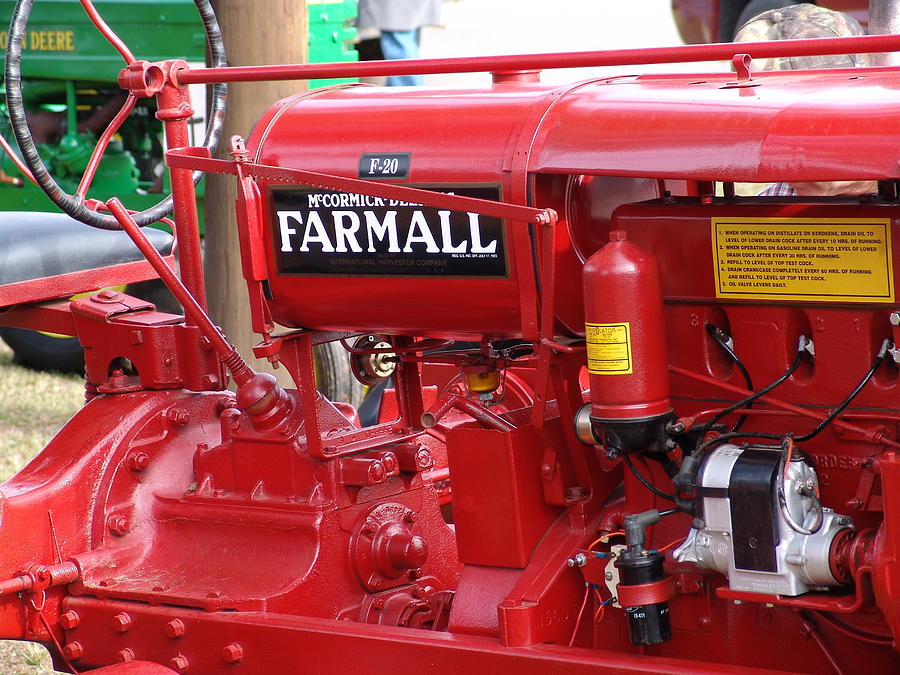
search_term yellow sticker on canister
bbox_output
[712,218,894,303]
[585,322,633,375]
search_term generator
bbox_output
[0,0,899,673]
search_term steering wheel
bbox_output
[4,0,227,230]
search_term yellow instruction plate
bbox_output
[712,217,894,303]
[585,322,633,375]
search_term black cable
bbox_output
[623,455,676,502]
[691,430,784,459]
[700,336,809,440]
[706,324,753,431]
[794,339,890,442]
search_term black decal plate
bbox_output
[271,185,507,278]
[358,153,411,179]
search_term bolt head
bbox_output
[167,407,189,428]
[891,312,900,326]
[415,448,433,470]
[116,648,135,663]
[165,618,186,638]
[127,451,150,472]
[108,515,130,536]
[112,613,132,633]
[169,655,190,673]
[59,611,80,630]
[368,461,386,484]
[62,642,84,661]
[222,643,244,664]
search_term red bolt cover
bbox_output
[222,643,244,664]
[108,515,130,536]
[166,407,189,428]
[169,655,190,673]
[62,641,84,661]
[126,451,150,472]
[165,618,186,638]
[59,611,80,630]
[116,648,135,663]
[112,612,132,633]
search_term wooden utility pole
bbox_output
[205,1,308,386]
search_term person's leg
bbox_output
[380,29,424,86]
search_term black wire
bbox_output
[623,455,676,502]
[706,324,753,431]
[691,430,784,459]
[699,337,808,440]
[794,340,889,442]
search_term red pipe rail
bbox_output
[176,34,900,85]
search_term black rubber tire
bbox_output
[314,341,365,406]
[733,0,804,39]
[0,326,84,373]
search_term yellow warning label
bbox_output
[586,322,633,375]
[712,218,894,303]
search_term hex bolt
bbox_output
[116,648,135,663]
[126,451,150,472]
[170,655,190,673]
[59,611,80,630]
[108,515,130,536]
[165,618,186,639]
[166,407,189,428]
[62,642,84,661]
[222,643,244,664]
[112,613,132,633]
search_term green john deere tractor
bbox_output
[0,0,362,406]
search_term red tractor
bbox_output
[1,0,900,673]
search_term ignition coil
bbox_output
[614,510,674,646]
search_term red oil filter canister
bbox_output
[582,230,672,457]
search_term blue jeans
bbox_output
[380,29,423,86]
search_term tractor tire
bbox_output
[0,326,84,373]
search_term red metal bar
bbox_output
[0,257,174,309]
[77,93,137,198]
[0,300,75,335]
[177,34,900,86]
[79,0,135,64]
[421,392,516,432]
[104,199,253,388]
[166,149,555,226]
[0,133,36,185]
[156,78,208,314]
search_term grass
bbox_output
[0,339,84,674]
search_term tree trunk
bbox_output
[205,1,308,387]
